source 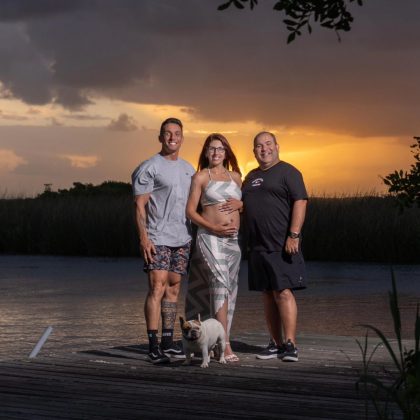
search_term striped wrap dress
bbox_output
[185,170,242,335]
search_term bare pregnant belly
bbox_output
[202,204,240,229]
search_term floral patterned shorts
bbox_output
[143,242,191,275]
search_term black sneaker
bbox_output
[148,347,170,364]
[256,339,279,360]
[277,343,287,359]
[282,339,299,362]
[161,342,186,359]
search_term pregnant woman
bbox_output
[185,133,242,362]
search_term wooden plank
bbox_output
[0,354,395,419]
[0,333,405,419]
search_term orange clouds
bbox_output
[60,154,99,169]
[0,149,26,172]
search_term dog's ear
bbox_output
[180,316,190,330]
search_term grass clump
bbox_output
[356,270,420,419]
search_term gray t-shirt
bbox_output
[131,153,195,247]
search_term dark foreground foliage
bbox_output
[1,193,419,263]
[382,137,420,211]
[356,271,420,419]
[218,0,363,43]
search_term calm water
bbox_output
[0,255,419,360]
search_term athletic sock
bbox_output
[161,329,173,349]
[147,329,159,352]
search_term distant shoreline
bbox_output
[1,194,419,263]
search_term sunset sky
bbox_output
[0,0,419,196]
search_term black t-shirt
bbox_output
[242,161,308,252]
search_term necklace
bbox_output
[209,167,227,176]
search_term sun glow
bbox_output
[0,97,415,196]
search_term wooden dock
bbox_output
[0,334,404,419]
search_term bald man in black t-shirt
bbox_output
[242,131,308,362]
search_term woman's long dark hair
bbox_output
[197,133,241,176]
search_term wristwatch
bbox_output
[288,231,300,239]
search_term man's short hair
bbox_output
[253,131,277,146]
[160,118,183,137]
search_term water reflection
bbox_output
[0,255,418,360]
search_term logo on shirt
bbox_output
[251,178,263,187]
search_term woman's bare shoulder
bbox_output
[230,171,242,184]
[191,169,209,184]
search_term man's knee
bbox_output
[148,285,165,301]
[148,274,168,300]
[165,279,181,300]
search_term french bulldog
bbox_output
[180,316,226,368]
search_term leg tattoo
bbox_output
[161,300,177,348]
[161,300,177,329]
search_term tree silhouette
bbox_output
[382,137,420,210]
[37,181,132,198]
[218,0,363,43]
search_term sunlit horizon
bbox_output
[0,97,414,198]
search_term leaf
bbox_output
[287,32,296,44]
[321,21,334,29]
[273,2,284,11]
[233,0,245,9]
[250,0,258,10]
[359,323,403,374]
[283,19,297,26]
[218,1,232,11]
[297,20,308,30]
[288,10,299,19]
[389,269,402,344]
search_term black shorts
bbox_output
[248,250,306,292]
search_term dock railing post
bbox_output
[29,326,53,358]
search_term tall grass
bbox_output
[0,195,138,257]
[356,271,420,418]
[303,195,420,263]
[0,194,419,262]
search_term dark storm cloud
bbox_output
[0,23,53,104]
[0,0,419,137]
[0,0,88,20]
[107,113,137,131]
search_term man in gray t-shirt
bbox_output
[131,118,195,364]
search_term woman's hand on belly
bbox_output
[210,220,238,237]
[218,198,243,214]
